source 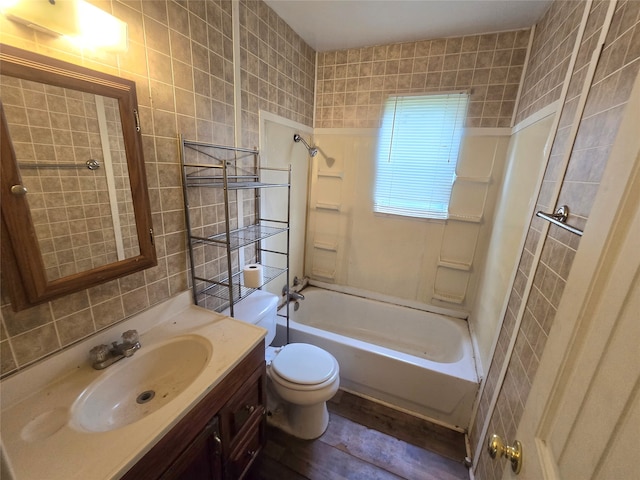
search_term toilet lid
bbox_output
[271,343,337,385]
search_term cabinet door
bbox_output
[226,414,263,480]
[219,365,265,451]
[161,417,222,480]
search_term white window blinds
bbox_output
[374,92,469,220]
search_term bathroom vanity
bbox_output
[121,342,265,480]
[0,292,266,480]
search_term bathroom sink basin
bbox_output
[71,335,211,432]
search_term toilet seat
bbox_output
[269,343,339,391]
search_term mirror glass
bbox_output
[0,43,156,311]
[0,75,140,282]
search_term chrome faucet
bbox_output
[288,290,305,301]
[90,330,141,370]
[282,277,306,301]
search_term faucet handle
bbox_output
[90,344,110,363]
[122,330,139,344]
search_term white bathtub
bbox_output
[274,285,479,430]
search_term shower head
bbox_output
[293,133,318,157]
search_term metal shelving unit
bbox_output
[179,136,291,317]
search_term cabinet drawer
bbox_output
[220,365,264,448]
[226,416,262,480]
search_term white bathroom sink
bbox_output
[1,295,267,480]
[71,335,212,432]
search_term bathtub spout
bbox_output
[282,284,305,302]
[289,291,305,301]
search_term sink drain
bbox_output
[136,390,155,404]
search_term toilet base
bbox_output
[266,396,330,440]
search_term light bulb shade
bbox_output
[69,0,128,51]
[1,0,81,37]
[1,0,128,52]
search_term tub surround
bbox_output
[308,128,510,313]
[0,292,266,480]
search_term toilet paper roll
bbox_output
[243,264,263,288]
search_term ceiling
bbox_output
[263,0,553,52]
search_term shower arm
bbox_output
[293,134,318,157]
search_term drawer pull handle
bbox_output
[245,404,255,414]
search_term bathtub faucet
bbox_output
[289,291,305,301]
[282,285,305,301]
[282,278,306,302]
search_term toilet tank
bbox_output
[223,290,278,346]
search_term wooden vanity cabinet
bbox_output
[122,343,266,480]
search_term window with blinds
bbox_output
[374,92,469,220]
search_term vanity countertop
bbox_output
[0,292,266,480]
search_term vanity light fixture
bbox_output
[0,0,128,52]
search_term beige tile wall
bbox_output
[239,0,315,147]
[470,0,588,457]
[316,30,530,129]
[514,0,586,124]
[472,1,640,478]
[0,0,314,377]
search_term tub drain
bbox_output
[136,390,155,404]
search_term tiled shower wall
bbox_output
[316,29,530,129]
[0,0,314,376]
[472,1,640,478]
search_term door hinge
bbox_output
[150,228,154,245]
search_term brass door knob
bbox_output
[10,185,28,195]
[488,434,523,474]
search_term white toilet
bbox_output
[225,290,340,439]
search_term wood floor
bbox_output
[247,390,470,480]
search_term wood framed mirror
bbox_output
[1,44,156,311]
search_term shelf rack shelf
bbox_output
[194,264,287,302]
[179,136,291,319]
[190,224,289,250]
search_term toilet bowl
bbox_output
[267,342,340,439]
[225,290,340,439]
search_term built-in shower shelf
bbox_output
[313,241,339,252]
[433,290,466,304]
[438,258,473,271]
[317,170,344,179]
[448,213,483,223]
[315,202,341,211]
[311,268,336,280]
[454,175,491,184]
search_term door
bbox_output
[503,76,640,480]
